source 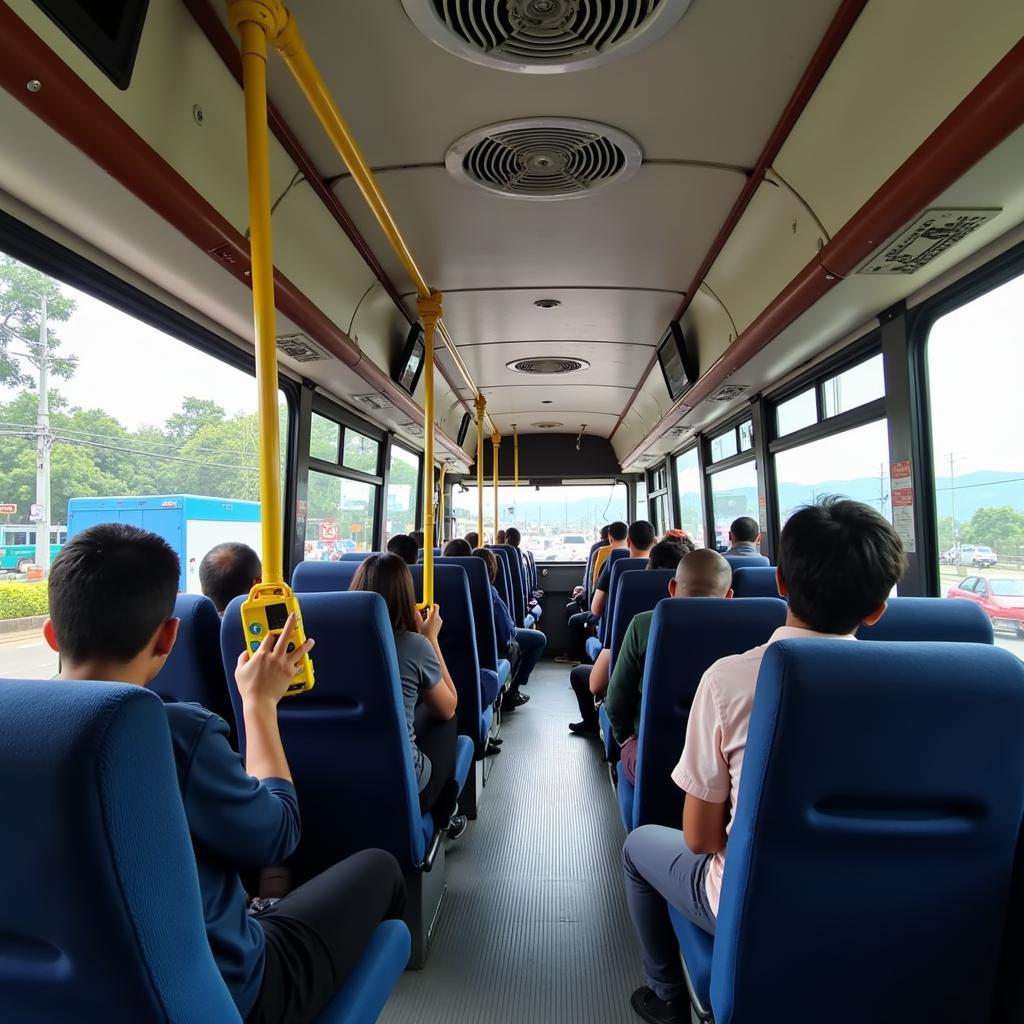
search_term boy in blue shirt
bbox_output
[45,524,405,1024]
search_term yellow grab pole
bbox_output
[492,431,501,539]
[230,1,286,584]
[417,292,442,608]
[437,462,447,545]
[474,395,486,542]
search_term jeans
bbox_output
[511,626,546,689]
[622,825,716,1003]
[567,611,597,661]
[569,664,598,727]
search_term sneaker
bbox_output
[568,720,600,736]
[485,738,502,757]
[630,987,688,1024]
[446,814,468,841]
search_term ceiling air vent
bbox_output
[276,333,331,363]
[709,384,749,402]
[352,393,393,411]
[447,118,641,201]
[508,356,590,374]
[532,421,564,429]
[857,208,1001,275]
[398,421,425,436]
[666,424,692,439]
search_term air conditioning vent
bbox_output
[709,384,749,402]
[666,424,692,439]
[448,118,641,201]
[276,333,331,363]
[508,356,590,374]
[857,208,1001,275]
[403,0,691,73]
[532,421,564,429]
[398,421,425,436]
[352,393,393,410]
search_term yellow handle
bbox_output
[416,293,442,609]
[492,431,501,539]
[474,394,486,542]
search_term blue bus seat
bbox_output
[630,598,787,833]
[436,556,503,684]
[340,551,374,561]
[489,546,514,610]
[722,553,770,570]
[729,566,779,598]
[0,677,409,1021]
[583,540,604,597]
[490,544,526,627]
[857,596,993,643]
[293,559,361,593]
[676,640,1024,1023]
[601,557,648,645]
[608,571,675,672]
[151,594,235,737]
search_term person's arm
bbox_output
[683,794,729,855]
[604,619,642,744]
[418,606,458,720]
[590,571,608,617]
[589,646,610,697]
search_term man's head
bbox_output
[778,498,906,634]
[729,516,760,545]
[473,546,498,583]
[387,533,419,565]
[648,536,695,571]
[465,531,479,548]
[608,521,628,545]
[410,530,425,549]
[198,542,261,614]
[670,549,733,599]
[505,527,521,548]
[600,524,610,543]
[627,520,656,556]
[45,523,181,684]
[443,538,473,557]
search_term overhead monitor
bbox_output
[656,321,698,402]
[394,322,426,394]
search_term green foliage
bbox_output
[961,506,1024,557]
[0,581,48,620]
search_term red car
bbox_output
[946,575,1024,637]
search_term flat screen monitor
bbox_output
[656,321,697,402]
[456,412,471,447]
[394,322,426,394]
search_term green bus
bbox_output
[0,525,66,573]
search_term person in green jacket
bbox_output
[606,549,734,785]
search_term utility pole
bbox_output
[948,451,959,555]
[33,294,51,577]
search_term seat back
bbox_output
[730,566,779,598]
[0,678,240,1022]
[601,557,648,645]
[491,544,525,627]
[490,549,513,610]
[436,556,498,673]
[583,541,604,595]
[525,549,538,591]
[151,594,235,734]
[634,598,787,830]
[608,570,674,669]
[712,640,1024,1024]
[222,592,426,876]
[417,547,443,560]
[857,596,993,643]
[293,558,361,593]
[340,551,374,561]
[723,553,771,570]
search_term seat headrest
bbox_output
[857,596,993,643]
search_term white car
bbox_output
[942,544,998,568]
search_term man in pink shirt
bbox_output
[623,499,906,1024]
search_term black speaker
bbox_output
[456,412,471,447]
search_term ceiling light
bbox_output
[534,298,561,308]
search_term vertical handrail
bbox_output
[492,431,501,540]
[475,395,486,542]
[417,292,441,606]
[437,462,447,546]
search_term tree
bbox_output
[962,506,1024,558]
[0,255,77,387]
[937,515,955,551]
[165,397,227,443]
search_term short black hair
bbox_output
[49,523,180,663]
[473,546,498,582]
[608,521,628,542]
[465,531,479,547]
[730,516,760,542]
[410,530,425,548]
[600,524,610,541]
[778,498,906,634]
[628,520,656,550]
[648,537,694,570]
[443,538,472,557]
[505,527,521,547]
[387,534,419,565]
[199,542,261,613]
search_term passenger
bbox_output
[44,524,405,1024]
[591,520,656,620]
[443,538,473,557]
[604,548,732,781]
[565,524,611,622]
[410,530,425,550]
[349,553,467,840]
[505,527,542,624]
[590,520,628,591]
[465,531,479,548]
[386,533,419,566]
[568,538,693,737]
[496,529,506,545]
[622,499,905,1024]
[565,521,629,662]
[198,541,262,614]
[725,516,761,556]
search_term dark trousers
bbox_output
[249,849,406,1024]
[570,664,598,727]
[567,611,597,661]
[414,705,459,829]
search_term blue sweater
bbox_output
[164,701,300,1018]
[490,585,516,653]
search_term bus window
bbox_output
[635,479,648,521]
[926,269,1024,660]
[309,414,340,463]
[305,471,377,558]
[776,387,817,436]
[822,354,884,418]
[386,444,420,537]
[342,429,380,474]
[673,447,705,547]
[709,461,758,551]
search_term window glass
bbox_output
[304,470,376,560]
[710,430,738,463]
[927,270,1024,660]
[738,420,754,452]
[710,461,758,551]
[652,493,669,534]
[975,578,989,596]
[957,577,977,592]
[822,354,884,418]
[775,388,817,436]
[636,480,648,521]
[774,419,892,529]
[453,482,627,561]
[0,252,288,677]
[342,429,379,474]
[309,414,339,463]
[387,444,420,536]
[674,447,705,547]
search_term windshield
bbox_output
[991,579,1024,597]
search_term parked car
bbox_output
[946,575,1024,636]
[941,544,998,567]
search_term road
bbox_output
[0,629,58,679]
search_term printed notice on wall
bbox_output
[890,460,916,553]
[758,493,768,535]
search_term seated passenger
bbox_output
[349,553,467,840]
[465,531,479,548]
[568,537,693,736]
[199,541,262,614]
[567,525,612,617]
[622,499,905,1024]
[443,538,473,557]
[604,548,732,780]
[566,521,630,662]
[725,515,761,556]
[504,527,542,624]
[387,533,419,565]
[410,530,425,550]
[496,529,506,545]
[44,524,405,1024]
[591,520,656,620]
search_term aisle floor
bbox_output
[380,660,644,1024]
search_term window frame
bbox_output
[646,462,670,533]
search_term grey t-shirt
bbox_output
[393,630,443,791]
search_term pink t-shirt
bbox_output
[670,625,856,915]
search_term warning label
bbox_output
[890,460,915,553]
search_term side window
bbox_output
[975,578,989,596]
[959,577,977,592]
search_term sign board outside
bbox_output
[319,518,339,542]
[29,503,43,522]
[0,504,16,514]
